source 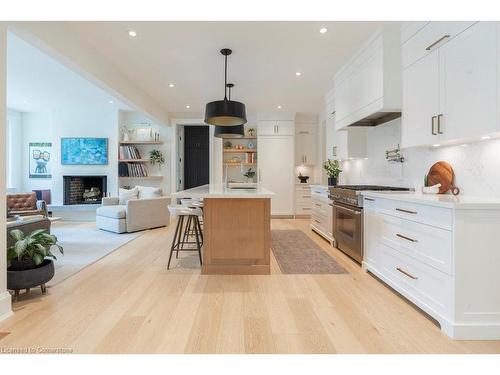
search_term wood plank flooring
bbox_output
[0,218,499,353]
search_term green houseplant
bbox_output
[243,168,256,182]
[323,159,342,186]
[149,149,165,168]
[7,229,64,298]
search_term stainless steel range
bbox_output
[329,185,411,263]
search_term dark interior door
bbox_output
[184,126,209,189]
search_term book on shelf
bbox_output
[245,152,256,164]
[118,162,149,177]
[119,145,142,160]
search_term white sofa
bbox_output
[96,194,170,234]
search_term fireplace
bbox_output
[63,175,107,205]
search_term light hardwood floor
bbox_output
[1,218,499,354]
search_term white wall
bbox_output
[6,108,23,191]
[10,106,119,205]
[341,119,500,197]
[0,23,12,321]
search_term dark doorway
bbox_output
[184,126,209,189]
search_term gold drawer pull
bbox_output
[396,208,417,215]
[365,197,375,201]
[315,203,322,207]
[396,267,418,280]
[302,207,311,210]
[314,219,321,224]
[396,233,418,243]
[302,195,311,198]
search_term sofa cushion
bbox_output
[96,205,127,219]
[7,192,37,210]
[119,187,139,205]
[137,185,163,199]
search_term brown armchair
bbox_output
[7,192,48,218]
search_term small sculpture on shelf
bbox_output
[298,172,309,183]
[224,140,232,149]
[247,128,256,137]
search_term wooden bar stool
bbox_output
[167,205,203,269]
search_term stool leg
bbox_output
[196,215,203,244]
[194,216,202,266]
[180,215,191,256]
[168,216,183,270]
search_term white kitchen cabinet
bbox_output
[402,21,475,69]
[258,135,294,216]
[363,193,500,340]
[310,186,333,244]
[295,123,317,166]
[402,50,440,148]
[294,183,312,217]
[258,120,294,136]
[334,28,401,130]
[438,22,498,141]
[402,22,499,148]
[331,127,366,160]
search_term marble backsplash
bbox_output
[340,119,500,198]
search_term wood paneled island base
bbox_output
[202,198,271,275]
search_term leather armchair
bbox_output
[7,192,48,217]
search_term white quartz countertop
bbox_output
[362,191,500,209]
[171,184,275,199]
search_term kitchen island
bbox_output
[171,184,274,275]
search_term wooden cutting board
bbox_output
[427,161,454,194]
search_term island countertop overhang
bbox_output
[171,184,275,199]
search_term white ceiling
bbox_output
[6,32,130,114]
[67,21,390,115]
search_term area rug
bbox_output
[49,221,143,286]
[271,230,347,274]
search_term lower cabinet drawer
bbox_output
[295,203,312,215]
[378,213,453,275]
[378,242,453,316]
[311,214,327,232]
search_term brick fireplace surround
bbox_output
[63,175,107,205]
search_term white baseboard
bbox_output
[0,291,13,322]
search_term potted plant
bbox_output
[243,168,256,183]
[7,229,63,298]
[149,149,165,169]
[323,159,342,186]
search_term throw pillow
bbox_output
[137,185,163,199]
[119,187,139,205]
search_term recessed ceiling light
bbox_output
[432,144,441,147]
[482,135,491,140]
[185,105,190,109]
[460,144,468,147]
[319,27,328,34]
[23,99,28,104]
[277,105,282,109]
[295,71,302,76]
[108,100,114,104]
[168,83,175,88]
[128,30,137,38]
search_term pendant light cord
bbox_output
[224,54,228,100]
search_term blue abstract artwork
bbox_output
[61,138,108,165]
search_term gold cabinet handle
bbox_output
[396,208,417,215]
[365,197,375,201]
[396,267,418,280]
[396,233,418,243]
[302,195,311,198]
[425,35,450,51]
[431,116,438,135]
[437,114,444,134]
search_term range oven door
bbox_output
[332,202,363,263]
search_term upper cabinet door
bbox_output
[402,50,440,148]
[258,120,294,136]
[438,22,498,141]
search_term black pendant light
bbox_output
[205,48,247,126]
[214,83,245,138]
